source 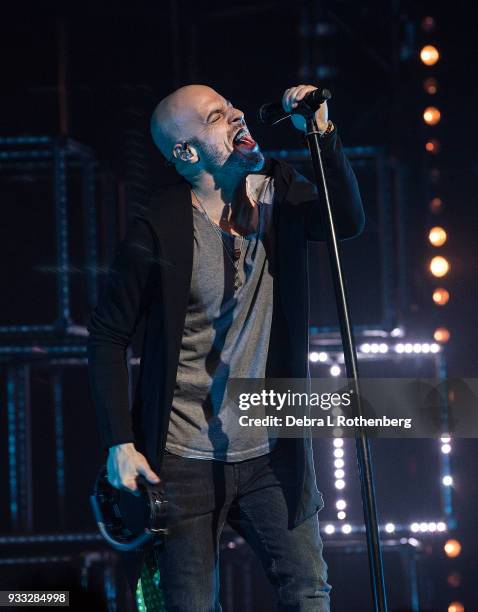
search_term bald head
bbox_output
[150,84,223,159]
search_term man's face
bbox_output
[176,87,264,173]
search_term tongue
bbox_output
[234,133,257,152]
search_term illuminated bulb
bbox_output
[442,475,453,486]
[335,479,345,490]
[413,343,422,353]
[429,197,444,213]
[423,106,441,125]
[423,77,438,94]
[448,602,464,612]
[385,523,395,533]
[404,343,413,353]
[421,343,431,353]
[335,469,345,479]
[336,499,347,510]
[437,521,447,532]
[324,524,335,535]
[334,448,344,458]
[434,328,450,343]
[395,343,404,353]
[337,511,346,520]
[334,458,345,469]
[341,524,352,534]
[379,343,388,353]
[430,342,441,352]
[318,352,328,362]
[333,438,344,448]
[428,522,437,532]
[441,435,451,443]
[444,539,462,558]
[309,351,320,362]
[410,523,420,533]
[425,139,440,153]
[428,226,447,247]
[419,522,429,532]
[433,288,450,305]
[430,256,450,277]
[420,45,440,66]
[330,364,341,377]
[441,444,451,454]
[361,343,371,353]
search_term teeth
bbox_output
[234,128,248,143]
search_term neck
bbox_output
[188,168,246,208]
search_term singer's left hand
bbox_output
[282,84,329,133]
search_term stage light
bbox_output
[425,139,440,153]
[333,438,344,448]
[335,479,345,490]
[441,435,451,443]
[437,521,447,532]
[419,522,429,532]
[434,327,450,343]
[379,343,388,353]
[335,469,345,479]
[341,524,352,534]
[420,45,440,66]
[444,539,462,558]
[429,226,447,247]
[428,522,437,532]
[395,343,405,353]
[421,343,431,353]
[330,364,341,377]
[421,16,436,32]
[424,77,438,94]
[318,352,328,362]
[360,343,371,353]
[410,523,420,533]
[336,499,347,510]
[413,343,422,353]
[324,524,335,535]
[447,571,462,588]
[448,603,464,612]
[430,197,444,213]
[309,351,320,362]
[334,458,345,469]
[334,448,344,458]
[441,444,451,454]
[404,343,413,353]
[433,288,450,305]
[430,256,450,277]
[430,342,441,352]
[442,475,453,486]
[337,511,346,520]
[385,523,395,533]
[423,106,441,125]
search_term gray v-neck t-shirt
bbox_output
[165,175,277,461]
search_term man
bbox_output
[87,83,364,610]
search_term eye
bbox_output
[209,112,222,123]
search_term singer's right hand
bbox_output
[107,442,160,496]
[282,84,329,133]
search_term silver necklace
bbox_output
[191,189,245,290]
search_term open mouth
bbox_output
[232,127,257,151]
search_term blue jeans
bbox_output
[152,443,331,611]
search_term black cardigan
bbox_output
[87,127,364,534]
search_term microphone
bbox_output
[257,88,332,126]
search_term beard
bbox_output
[193,138,265,175]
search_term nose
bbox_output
[229,107,244,125]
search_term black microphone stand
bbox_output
[299,99,388,612]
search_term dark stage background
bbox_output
[0,1,477,611]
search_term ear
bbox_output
[172,142,199,164]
